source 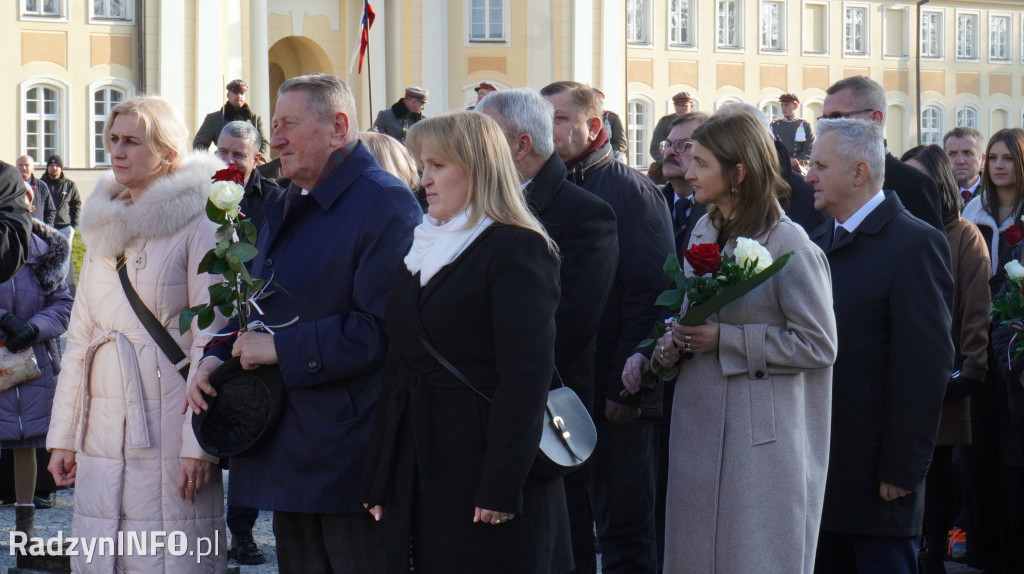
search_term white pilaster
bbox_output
[572,0,593,85]
[422,0,449,111]
[385,0,404,103]
[158,0,186,112]
[600,0,625,112]
[526,0,553,88]
[195,0,224,122]
[367,0,388,121]
[228,0,243,80]
[250,0,271,127]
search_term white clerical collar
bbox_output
[835,190,885,234]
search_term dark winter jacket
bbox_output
[372,99,424,143]
[27,175,56,227]
[0,161,33,283]
[0,221,72,442]
[40,172,81,229]
[193,103,269,156]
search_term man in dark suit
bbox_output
[541,80,674,574]
[477,87,619,574]
[660,111,708,257]
[805,118,953,574]
[190,74,421,574]
[822,75,943,229]
[216,121,285,233]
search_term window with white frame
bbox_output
[956,106,979,129]
[23,84,60,164]
[844,6,867,55]
[760,1,784,51]
[921,105,943,145]
[921,11,941,58]
[23,0,59,16]
[469,0,503,42]
[990,15,1011,61]
[669,0,694,47]
[92,0,127,19]
[93,86,126,165]
[956,13,978,59]
[717,0,740,48]
[761,102,783,122]
[627,100,649,168]
[627,0,649,44]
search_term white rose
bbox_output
[1005,260,1024,282]
[209,181,245,218]
[734,237,773,273]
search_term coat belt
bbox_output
[74,329,158,451]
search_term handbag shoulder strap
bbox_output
[420,337,492,403]
[116,255,190,379]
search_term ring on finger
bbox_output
[684,342,692,352]
[684,335,692,342]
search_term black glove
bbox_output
[945,376,980,402]
[0,313,38,353]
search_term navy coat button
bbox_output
[755,371,765,378]
[265,257,274,267]
[307,359,318,369]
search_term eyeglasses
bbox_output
[660,138,694,155]
[817,108,876,121]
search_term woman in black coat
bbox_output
[362,111,572,574]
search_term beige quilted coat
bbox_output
[663,215,837,574]
[47,154,228,573]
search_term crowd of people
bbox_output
[0,69,1018,574]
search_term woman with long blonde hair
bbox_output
[362,111,570,573]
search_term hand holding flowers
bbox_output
[621,239,792,396]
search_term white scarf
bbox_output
[404,210,494,286]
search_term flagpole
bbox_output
[367,40,373,130]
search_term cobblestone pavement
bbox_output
[0,484,982,573]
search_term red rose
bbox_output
[212,166,245,186]
[684,243,723,276]
[1004,223,1024,246]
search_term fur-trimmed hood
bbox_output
[29,220,70,294]
[79,154,225,258]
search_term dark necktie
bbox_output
[674,197,691,230]
[961,188,972,205]
[832,226,849,248]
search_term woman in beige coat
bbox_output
[46,95,227,573]
[634,112,837,573]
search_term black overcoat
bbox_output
[529,153,618,407]
[884,152,944,230]
[362,224,573,574]
[810,191,954,537]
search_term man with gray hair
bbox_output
[943,126,985,203]
[190,74,422,573]
[823,75,942,229]
[216,121,285,233]
[477,88,618,573]
[805,118,953,574]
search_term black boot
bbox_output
[231,532,266,565]
[14,504,37,540]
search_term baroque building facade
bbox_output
[3,0,1024,192]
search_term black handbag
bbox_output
[421,338,597,478]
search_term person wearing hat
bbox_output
[466,81,497,110]
[770,93,815,170]
[649,91,696,166]
[193,79,270,156]
[39,155,80,245]
[373,86,428,144]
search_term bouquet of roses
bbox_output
[178,166,269,334]
[624,238,793,394]
[993,259,1024,365]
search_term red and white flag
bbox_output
[349,0,376,74]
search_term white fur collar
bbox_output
[79,154,225,258]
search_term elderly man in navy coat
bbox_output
[806,118,953,574]
[189,74,421,573]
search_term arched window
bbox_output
[920,105,943,145]
[92,86,128,165]
[761,102,782,122]
[955,105,978,129]
[23,84,61,164]
[627,99,650,168]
